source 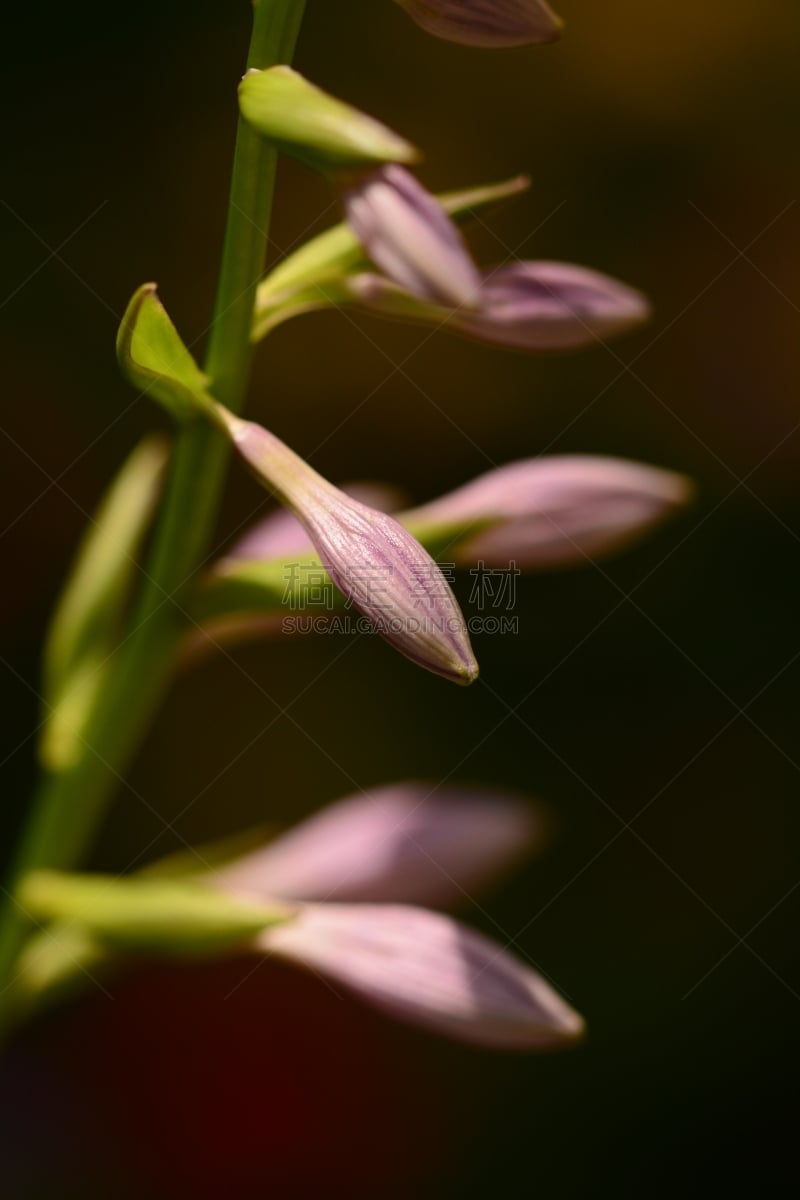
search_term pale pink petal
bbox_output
[343,165,482,309]
[348,262,649,352]
[213,783,540,906]
[263,903,585,1049]
[405,455,692,568]
[454,262,650,351]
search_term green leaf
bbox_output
[44,435,168,699]
[253,175,531,340]
[239,66,419,171]
[117,283,215,422]
[19,870,291,955]
[41,435,169,771]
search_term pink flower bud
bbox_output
[223,414,478,685]
[348,261,650,352]
[342,165,482,309]
[405,455,692,568]
[224,483,404,564]
[455,262,650,351]
[394,0,564,48]
[213,783,542,906]
[263,903,584,1049]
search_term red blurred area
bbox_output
[34,959,463,1198]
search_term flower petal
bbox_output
[213,783,541,906]
[264,903,585,1049]
[343,165,482,309]
[395,0,563,48]
[451,262,650,351]
[405,455,692,568]
[344,261,649,352]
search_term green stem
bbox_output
[0,0,307,1022]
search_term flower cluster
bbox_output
[10,0,691,1064]
[341,165,650,351]
[214,783,583,1048]
[18,785,583,1050]
[101,2,692,1048]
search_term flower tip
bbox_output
[409,637,479,687]
[626,288,653,329]
[397,140,425,168]
[636,462,695,514]
[653,469,695,525]
[454,654,480,687]
[587,278,652,340]
[554,1006,587,1046]
[513,987,586,1052]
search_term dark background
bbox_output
[2,1,800,1195]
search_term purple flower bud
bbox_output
[350,261,650,352]
[342,164,482,309]
[394,0,564,47]
[213,783,541,906]
[405,455,692,569]
[223,414,478,685]
[456,262,651,351]
[263,903,584,1049]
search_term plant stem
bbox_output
[0,0,307,1019]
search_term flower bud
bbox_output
[456,262,650,350]
[263,903,584,1049]
[348,260,650,352]
[342,165,482,309]
[394,0,563,48]
[222,413,479,685]
[239,67,419,171]
[214,783,541,906]
[252,174,531,342]
[405,455,693,569]
[225,483,404,564]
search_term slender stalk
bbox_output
[0,0,307,1018]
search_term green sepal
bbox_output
[41,435,169,772]
[253,174,530,340]
[139,823,280,880]
[19,870,291,955]
[239,66,419,172]
[117,283,216,422]
[435,174,530,216]
[11,827,281,1016]
[192,556,324,624]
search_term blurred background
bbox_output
[2,0,800,1195]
